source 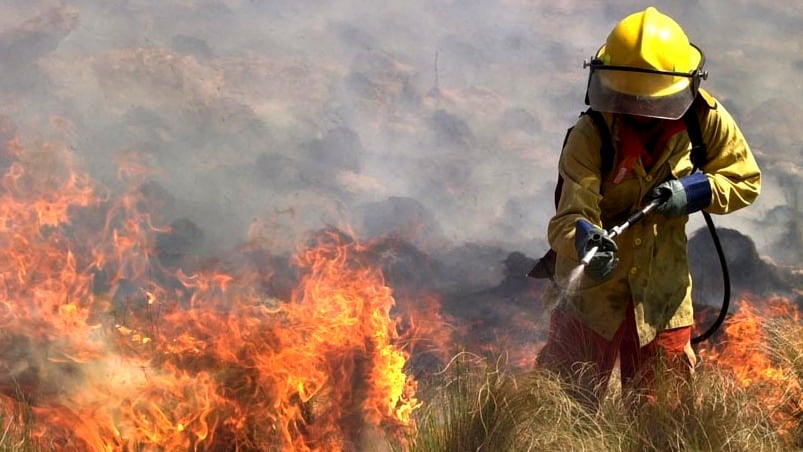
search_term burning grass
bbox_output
[0,135,423,450]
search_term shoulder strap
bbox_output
[582,108,615,174]
[682,101,708,170]
[552,108,613,208]
[553,118,577,207]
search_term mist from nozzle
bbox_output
[563,264,585,297]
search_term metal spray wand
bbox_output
[580,198,664,266]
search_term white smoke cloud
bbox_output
[0,0,799,264]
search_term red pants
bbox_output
[536,302,694,407]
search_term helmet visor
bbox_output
[587,68,697,119]
[586,43,706,120]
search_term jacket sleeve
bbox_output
[698,99,762,214]
[547,116,605,261]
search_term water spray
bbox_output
[580,198,664,266]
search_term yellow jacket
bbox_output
[547,89,761,346]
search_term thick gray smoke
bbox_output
[1,0,801,275]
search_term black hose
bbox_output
[691,210,731,345]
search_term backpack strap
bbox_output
[682,105,707,171]
[552,108,613,208]
[583,108,615,174]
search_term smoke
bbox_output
[0,0,800,270]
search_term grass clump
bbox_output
[764,313,803,448]
[402,353,613,452]
[402,347,796,451]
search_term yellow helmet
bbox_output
[585,7,707,119]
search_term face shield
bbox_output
[585,43,707,120]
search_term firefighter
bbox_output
[535,7,761,407]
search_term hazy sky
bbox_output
[1,0,800,264]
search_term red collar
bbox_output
[611,117,685,184]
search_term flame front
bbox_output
[0,134,419,450]
[701,296,803,438]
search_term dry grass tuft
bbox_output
[402,345,798,451]
[764,314,803,448]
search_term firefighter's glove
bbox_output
[646,173,712,217]
[575,219,618,281]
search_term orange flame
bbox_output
[0,137,426,450]
[700,296,802,436]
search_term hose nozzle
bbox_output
[580,245,598,266]
[580,231,603,266]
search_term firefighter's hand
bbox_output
[575,219,619,281]
[646,173,712,217]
